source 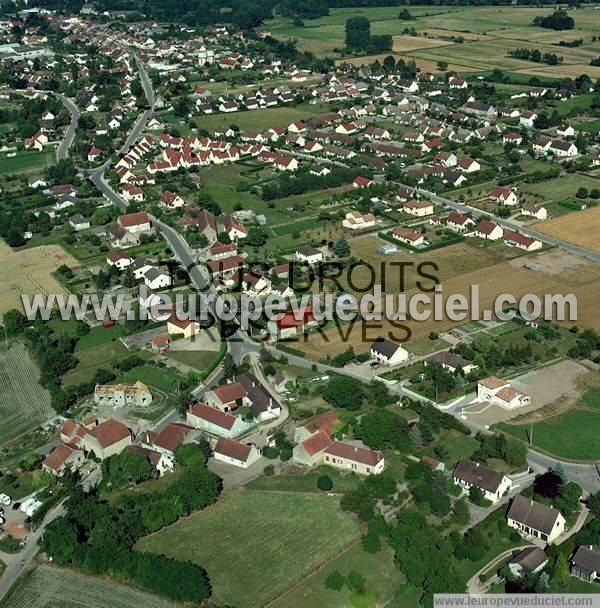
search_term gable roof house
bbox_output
[507,495,566,544]
[508,547,548,577]
[446,212,475,232]
[186,402,251,438]
[453,459,512,503]
[82,419,132,460]
[489,187,518,206]
[151,423,194,456]
[42,443,85,477]
[294,411,340,444]
[370,336,409,366]
[214,437,261,469]
[571,546,600,582]
[477,376,531,409]
[473,219,504,241]
[204,382,248,413]
[236,372,282,422]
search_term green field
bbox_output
[0,150,54,177]
[270,543,408,608]
[576,118,600,134]
[193,104,324,133]
[2,565,177,608]
[136,489,361,608]
[62,340,132,386]
[163,349,217,371]
[424,429,480,468]
[246,465,361,494]
[267,5,600,77]
[0,342,54,445]
[496,388,600,461]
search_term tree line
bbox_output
[41,443,221,604]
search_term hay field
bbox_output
[0,242,77,320]
[535,206,600,253]
[299,256,600,359]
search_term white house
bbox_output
[186,402,251,438]
[477,376,531,409]
[214,437,261,468]
[296,246,323,265]
[343,211,377,230]
[453,459,512,503]
[490,187,518,206]
[143,267,172,290]
[370,336,408,366]
[521,203,547,221]
[474,219,504,241]
[507,495,566,544]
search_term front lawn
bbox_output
[496,388,600,461]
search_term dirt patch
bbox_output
[463,360,591,428]
[0,243,78,320]
[508,249,600,287]
[505,367,599,426]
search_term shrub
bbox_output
[317,474,333,491]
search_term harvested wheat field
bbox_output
[535,206,600,253]
[0,242,78,319]
[299,260,600,359]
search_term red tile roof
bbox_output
[302,411,340,436]
[153,423,192,452]
[324,441,383,467]
[188,402,237,430]
[118,211,149,227]
[42,443,77,472]
[213,382,247,404]
[301,430,334,456]
[90,419,130,448]
[215,437,253,462]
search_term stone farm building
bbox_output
[94,381,152,407]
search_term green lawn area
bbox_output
[62,341,132,387]
[270,543,406,608]
[423,429,479,468]
[136,489,361,608]
[521,173,600,201]
[164,349,217,371]
[271,216,321,236]
[118,364,183,392]
[0,469,52,500]
[193,104,324,133]
[246,465,361,494]
[74,324,125,351]
[575,118,600,134]
[496,388,600,461]
[0,149,54,176]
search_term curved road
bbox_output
[55,94,80,161]
[0,502,65,601]
[87,44,600,499]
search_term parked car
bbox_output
[11,502,21,511]
[0,493,11,506]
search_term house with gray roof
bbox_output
[506,495,566,544]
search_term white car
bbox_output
[0,494,11,506]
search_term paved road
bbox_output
[415,186,600,262]
[0,502,65,602]
[55,94,80,161]
[86,56,600,501]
